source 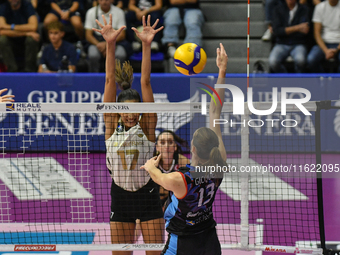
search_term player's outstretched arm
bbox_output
[133,15,163,142]
[209,43,228,161]
[93,14,125,139]
[132,15,163,103]
[0,89,14,103]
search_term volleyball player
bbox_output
[155,130,190,205]
[93,14,163,255]
[0,89,14,102]
[141,43,228,255]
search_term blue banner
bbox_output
[0,73,339,152]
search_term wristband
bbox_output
[11,24,15,30]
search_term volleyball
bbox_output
[174,43,207,76]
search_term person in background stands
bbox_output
[0,0,40,72]
[268,0,309,73]
[126,0,163,52]
[307,0,340,72]
[85,0,130,72]
[38,21,77,73]
[43,0,84,40]
[161,0,204,58]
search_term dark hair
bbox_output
[115,59,141,102]
[193,127,227,168]
[156,130,189,154]
[154,130,189,160]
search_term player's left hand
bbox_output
[93,14,125,44]
[0,88,14,103]
[132,15,163,45]
[141,154,162,172]
[216,43,228,71]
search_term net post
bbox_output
[315,101,328,254]
[240,104,250,248]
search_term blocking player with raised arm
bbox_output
[141,43,228,255]
[93,14,164,255]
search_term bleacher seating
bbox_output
[165,0,270,73]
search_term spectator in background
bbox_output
[85,0,131,72]
[268,0,309,73]
[262,0,282,41]
[162,0,204,58]
[93,0,129,9]
[43,0,84,40]
[126,0,162,52]
[38,21,77,73]
[0,0,40,72]
[307,0,340,73]
[262,0,319,41]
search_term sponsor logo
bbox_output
[11,103,42,112]
[186,220,195,226]
[14,245,56,251]
[294,248,314,254]
[131,244,164,249]
[116,123,124,132]
[264,247,287,253]
[96,104,130,111]
[97,104,105,110]
[6,103,15,111]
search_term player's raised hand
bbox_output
[132,15,163,45]
[93,14,125,44]
[0,89,14,103]
[216,43,228,71]
[141,154,162,172]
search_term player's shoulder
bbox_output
[178,165,190,174]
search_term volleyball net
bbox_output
[0,84,329,254]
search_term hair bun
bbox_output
[121,81,131,90]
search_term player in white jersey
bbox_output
[93,14,163,255]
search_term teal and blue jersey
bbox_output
[164,165,223,236]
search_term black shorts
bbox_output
[110,179,163,222]
[161,227,221,255]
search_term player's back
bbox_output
[164,165,222,236]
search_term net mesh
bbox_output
[0,102,320,252]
